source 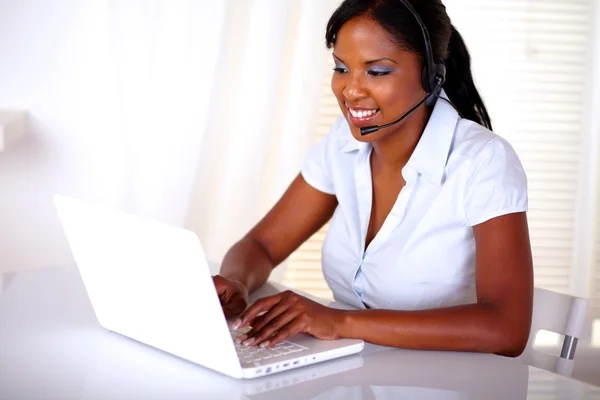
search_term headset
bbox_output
[360,0,447,136]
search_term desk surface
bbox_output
[1,266,599,400]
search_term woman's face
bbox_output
[331,16,426,142]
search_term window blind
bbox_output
[284,0,595,303]
[594,218,600,317]
[591,0,600,329]
[444,0,593,296]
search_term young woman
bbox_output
[213,0,533,357]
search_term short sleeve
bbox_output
[464,138,528,226]
[300,124,337,195]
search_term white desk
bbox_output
[1,266,599,400]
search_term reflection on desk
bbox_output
[0,266,599,400]
[242,344,530,400]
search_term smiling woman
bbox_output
[214,0,534,358]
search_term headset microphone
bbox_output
[360,78,444,136]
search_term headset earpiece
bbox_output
[421,66,432,94]
[424,61,446,107]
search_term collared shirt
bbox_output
[300,91,528,310]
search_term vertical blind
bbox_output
[283,0,598,311]
[594,214,600,317]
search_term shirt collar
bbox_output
[340,89,459,185]
[340,134,369,153]
[407,90,458,185]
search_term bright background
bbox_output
[0,0,599,359]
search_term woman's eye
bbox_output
[333,67,348,73]
[368,70,392,77]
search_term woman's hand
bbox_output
[213,275,249,319]
[231,290,345,348]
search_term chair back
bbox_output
[521,287,588,374]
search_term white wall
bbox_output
[0,0,228,273]
[1,0,85,272]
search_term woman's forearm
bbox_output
[338,303,530,357]
[219,236,274,293]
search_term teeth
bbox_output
[349,108,378,119]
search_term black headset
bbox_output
[360,0,448,135]
[399,0,447,106]
[400,0,446,106]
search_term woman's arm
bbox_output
[219,174,338,293]
[237,212,534,357]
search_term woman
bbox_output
[213,0,533,357]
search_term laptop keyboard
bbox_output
[230,326,307,364]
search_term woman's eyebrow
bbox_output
[332,53,345,63]
[332,53,397,65]
[365,57,397,65]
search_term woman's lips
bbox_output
[346,106,380,127]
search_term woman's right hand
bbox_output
[213,275,249,319]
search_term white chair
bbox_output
[520,287,589,375]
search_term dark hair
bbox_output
[325,0,493,131]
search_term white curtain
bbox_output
[0,0,332,282]
[70,0,229,223]
[184,0,333,278]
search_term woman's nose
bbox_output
[342,74,368,101]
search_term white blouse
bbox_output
[300,91,528,311]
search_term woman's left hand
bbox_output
[232,290,344,348]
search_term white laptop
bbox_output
[53,195,364,379]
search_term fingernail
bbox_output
[243,338,255,346]
[232,320,241,331]
[259,341,270,348]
